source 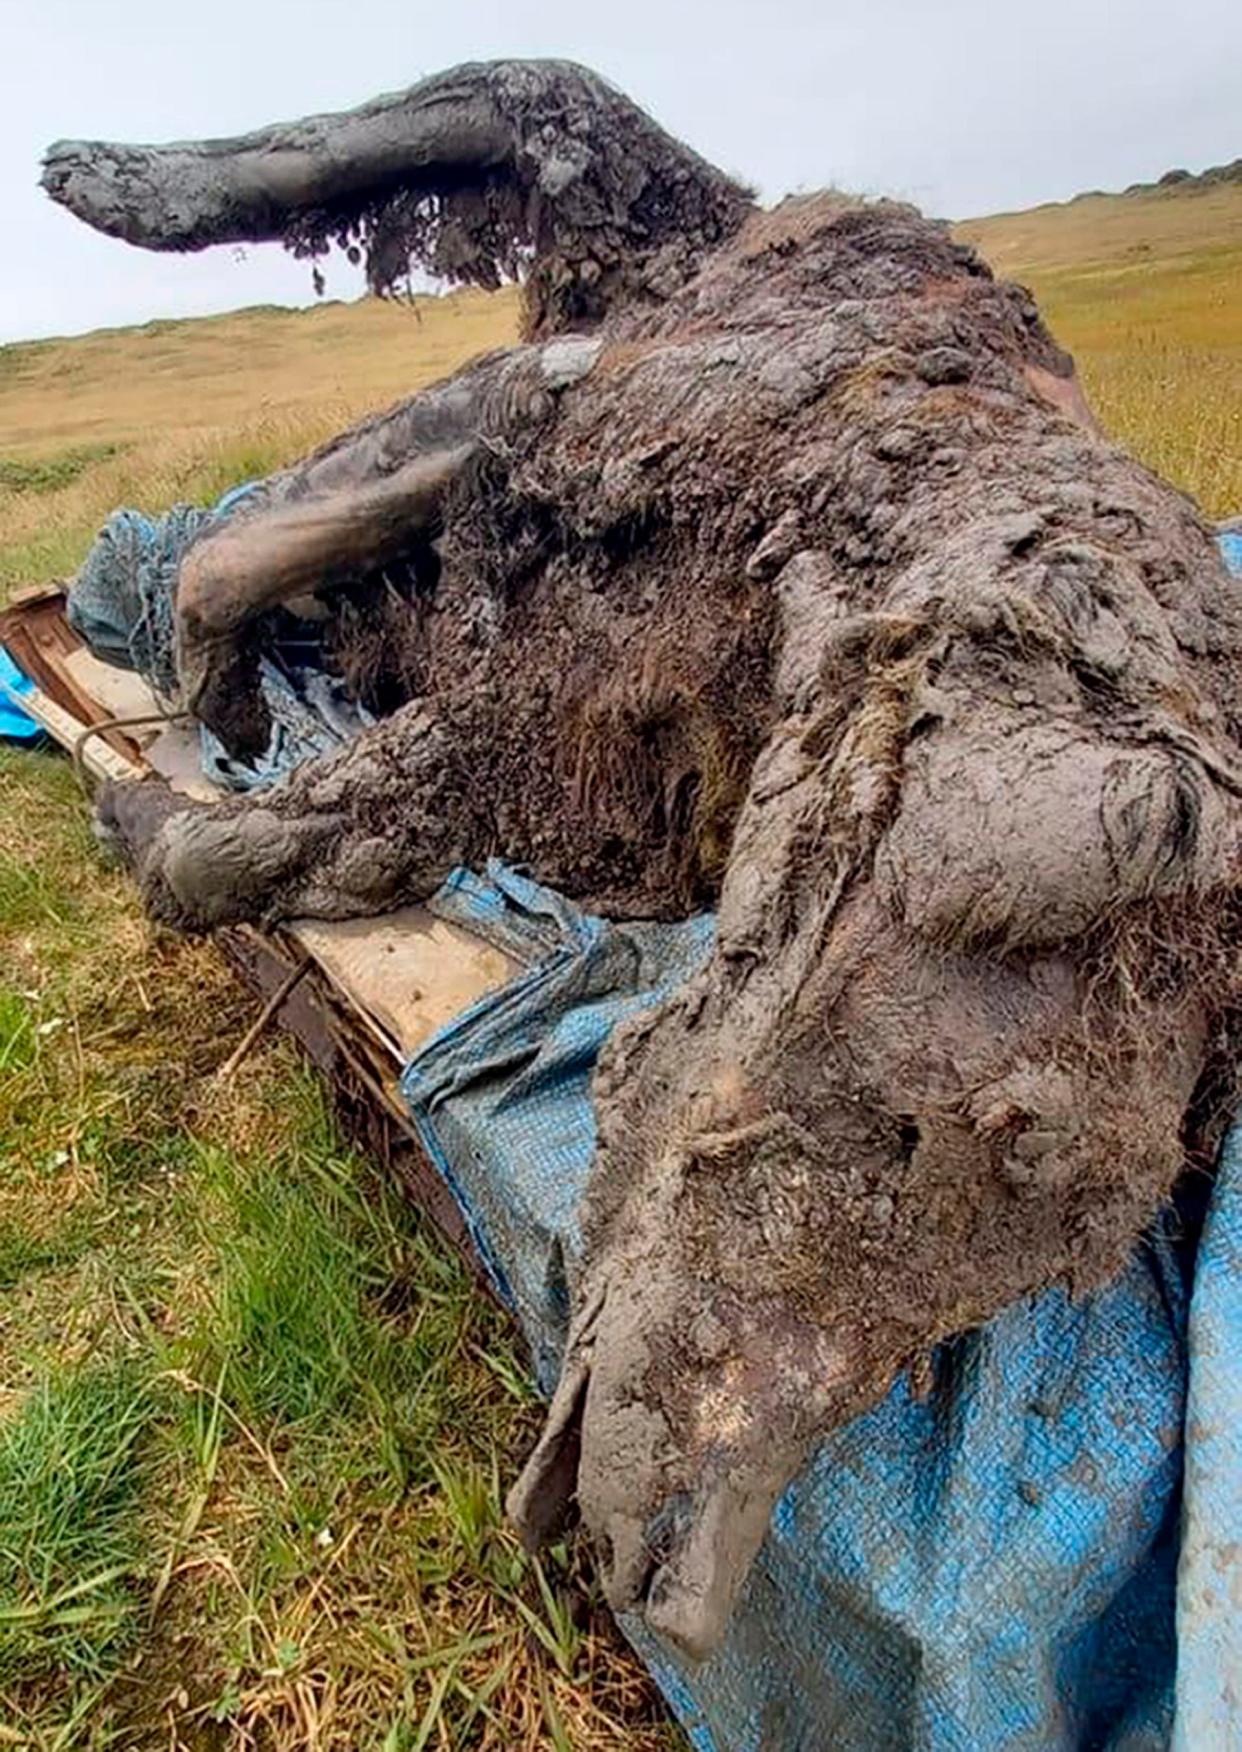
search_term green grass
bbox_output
[0,737,673,1746]
[0,444,121,498]
[185,1112,502,1461]
[0,1210,98,1292]
[0,989,37,1081]
[0,1367,151,1682]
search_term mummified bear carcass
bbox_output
[43,62,1242,1656]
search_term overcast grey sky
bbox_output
[2,0,1239,343]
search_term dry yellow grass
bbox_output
[0,287,522,593]
[959,180,1242,517]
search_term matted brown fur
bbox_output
[96,165,1242,1658]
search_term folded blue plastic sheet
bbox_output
[401,859,1236,1752]
[0,647,41,743]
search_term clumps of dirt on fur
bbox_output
[281,60,751,337]
[1080,890,1242,1168]
[107,186,1242,1654]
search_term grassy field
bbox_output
[0,753,677,1750]
[1,179,1240,1749]
[959,180,1242,517]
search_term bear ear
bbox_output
[41,60,749,302]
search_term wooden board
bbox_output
[62,646,167,740]
[15,682,143,787]
[216,923,487,1281]
[0,586,152,764]
[291,909,516,1059]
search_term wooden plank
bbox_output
[216,924,487,1283]
[289,910,516,1060]
[17,683,143,787]
[61,646,166,737]
[0,587,151,764]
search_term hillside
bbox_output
[958,180,1242,517]
[0,287,523,591]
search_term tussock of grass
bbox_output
[0,1366,151,1680]
[0,443,121,498]
[185,1109,499,1466]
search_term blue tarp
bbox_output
[399,535,1242,1752]
[67,490,373,790]
[0,647,41,743]
[401,860,1237,1752]
[394,529,1242,1752]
